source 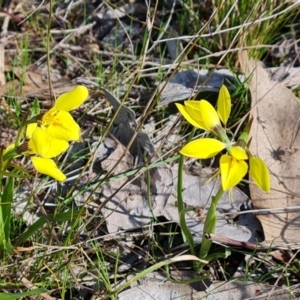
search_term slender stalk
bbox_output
[199,186,224,260]
[177,128,196,243]
[47,0,53,103]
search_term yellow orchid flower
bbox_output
[175,85,231,138]
[27,85,88,158]
[23,126,68,181]
[176,85,270,193]
[1,86,88,183]
[31,85,88,141]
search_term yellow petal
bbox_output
[45,111,81,141]
[217,85,231,125]
[32,127,69,158]
[249,156,270,192]
[180,138,225,159]
[230,146,248,160]
[26,123,38,139]
[184,101,204,123]
[54,86,89,111]
[184,100,201,111]
[175,103,204,129]
[220,154,248,191]
[198,100,221,131]
[27,138,37,154]
[30,156,66,182]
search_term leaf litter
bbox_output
[239,50,300,249]
[0,1,300,299]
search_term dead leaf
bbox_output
[0,64,72,99]
[99,85,155,160]
[269,250,288,263]
[21,277,56,300]
[119,275,299,300]
[239,50,300,249]
[0,44,5,86]
[100,143,172,233]
[159,69,240,106]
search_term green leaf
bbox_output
[179,208,195,255]
[199,188,224,260]
[0,289,47,300]
[113,255,207,295]
[237,117,253,144]
[205,248,231,261]
[2,149,20,161]
[0,177,14,254]
[15,210,83,246]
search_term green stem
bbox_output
[199,186,224,260]
[179,207,196,255]
[177,128,196,243]
[0,176,14,255]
